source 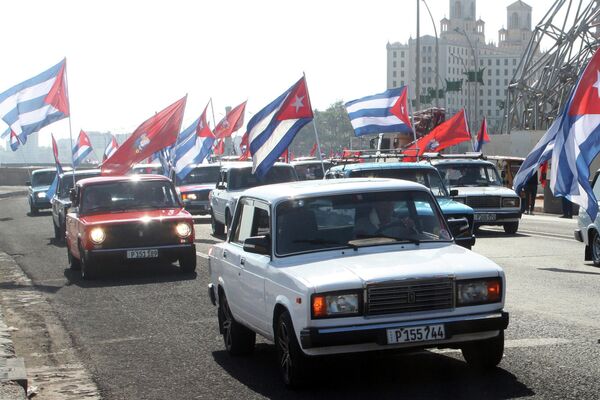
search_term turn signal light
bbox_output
[312,295,326,318]
[487,280,501,302]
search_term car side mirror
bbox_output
[449,189,459,197]
[25,180,31,186]
[216,182,226,190]
[447,217,470,237]
[69,188,78,205]
[243,235,271,255]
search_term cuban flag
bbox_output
[9,129,21,151]
[174,103,215,180]
[0,59,69,144]
[248,77,313,178]
[46,134,63,199]
[344,86,413,137]
[103,134,118,162]
[473,117,490,152]
[72,130,93,167]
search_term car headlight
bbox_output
[36,192,46,198]
[312,292,361,318]
[89,227,106,244]
[182,193,197,201]
[453,197,467,204]
[502,197,519,208]
[175,222,192,238]
[456,278,501,306]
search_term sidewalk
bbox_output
[0,294,27,399]
[0,187,27,199]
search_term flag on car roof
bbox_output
[174,102,215,180]
[214,101,246,139]
[46,133,63,199]
[403,109,470,161]
[473,117,490,152]
[103,134,119,162]
[344,86,412,137]
[0,59,69,144]
[9,129,21,151]
[248,76,313,178]
[72,130,93,167]
[101,96,187,176]
[238,131,250,161]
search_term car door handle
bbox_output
[240,257,246,266]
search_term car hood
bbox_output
[452,186,518,197]
[278,244,502,293]
[436,197,473,214]
[80,208,191,225]
[177,184,214,193]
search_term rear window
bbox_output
[294,162,331,180]
[58,173,100,198]
[32,171,56,187]
[176,166,220,185]
[229,166,297,190]
[349,168,448,197]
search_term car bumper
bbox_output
[182,201,211,215]
[88,244,196,262]
[32,197,52,209]
[574,229,584,242]
[473,211,521,225]
[299,311,509,355]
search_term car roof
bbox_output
[430,159,495,167]
[76,174,170,187]
[59,169,101,178]
[188,163,220,169]
[241,178,428,203]
[291,160,332,166]
[32,167,70,174]
[132,163,161,168]
[220,162,293,171]
[329,161,437,172]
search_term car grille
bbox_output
[101,221,179,248]
[192,191,210,201]
[466,196,501,208]
[366,278,455,316]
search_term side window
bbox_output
[231,199,270,244]
[593,173,600,200]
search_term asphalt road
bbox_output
[0,196,599,399]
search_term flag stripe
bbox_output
[345,96,401,114]
[0,77,57,117]
[0,60,63,103]
[344,88,403,108]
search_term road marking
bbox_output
[196,251,209,259]
[483,227,575,242]
[432,337,572,354]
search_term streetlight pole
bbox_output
[451,52,469,122]
[454,27,478,131]
[422,0,439,108]
[416,0,421,112]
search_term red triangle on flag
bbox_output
[389,87,412,128]
[277,77,314,121]
[45,59,70,116]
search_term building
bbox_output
[387,0,534,133]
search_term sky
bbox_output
[0,0,551,147]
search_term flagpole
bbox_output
[407,87,419,161]
[303,72,326,178]
[62,59,77,185]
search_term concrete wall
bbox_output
[0,167,46,186]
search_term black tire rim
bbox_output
[277,319,292,383]
[80,247,87,279]
[221,298,233,350]
[593,233,600,262]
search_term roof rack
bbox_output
[421,152,485,160]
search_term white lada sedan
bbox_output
[207,178,509,387]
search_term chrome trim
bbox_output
[91,244,193,253]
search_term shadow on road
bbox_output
[195,238,221,245]
[47,237,66,248]
[538,267,600,276]
[475,229,529,239]
[63,262,197,288]
[27,210,52,217]
[213,347,534,399]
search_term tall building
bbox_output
[387,0,533,133]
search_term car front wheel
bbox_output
[29,200,38,216]
[503,222,519,234]
[591,230,600,266]
[211,212,225,236]
[67,244,81,270]
[461,331,504,369]
[276,311,310,388]
[79,245,96,280]
[218,293,255,355]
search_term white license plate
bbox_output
[126,249,159,259]
[386,324,445,344]
[474,213,496,222]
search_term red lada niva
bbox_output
[65,174,196,279]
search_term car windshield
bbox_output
[294,162,331,180]
[275,190,451,256]
[32,171,56,187]
[129,166,163,175]
[80,180,179,214]
[229,166,296,190]
[437,164,502,187]
[348,168,449,197]
[58,173,100,198]
[176,166,220,185]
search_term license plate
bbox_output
[386,324,445,344]
[126,249,159,259]
[474,213,496,222]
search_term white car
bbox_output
[208,178,509,387]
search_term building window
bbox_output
[496,59,500,66]
[479,100,483,106]
[488,59,492,66]
[504,69,508,75]
[393,71,397,77]
[401,81,405,86]
[488,80,492,86]
[487,69,491,76]
[488,89,492,96]
[513,58,517,65]
[496,89,500,96]
[496,79,500,86]
[479,89,483,96]
[511,12,519,29]
[393,80,397,87]
[401,61,405,67]
[427,77,432,83]
[504,59,508,66]
[401,71,405,77]
[393,61,397,67]
[401,51,405,57]
[504,79,508,85]
[393,51,397,58]
[455,1,462,18]
[488,99,492,106]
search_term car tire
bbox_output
[591,230,600,266]
[276,311,310,388]
[29,200,39,216]
[461,331,504,370]
[211,212,225,236]
[179,252,196,273]
[67,244,81,270]
[225,209,232,230]
[79,245,96,280]
[503,222,519,234]
[53,221,61,240]
[218,293,255,356]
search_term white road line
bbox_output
[431,337,572,354]
[483,227,575,242]
[196,252,209,259]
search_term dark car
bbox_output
[291,159,332,180]
[27,168,66,215]
[175,164,221,215]
[51,169,101,241]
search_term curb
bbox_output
[0,191,27,200]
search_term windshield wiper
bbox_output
[292,239,357,249]
[351,234,420,246]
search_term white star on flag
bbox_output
[593,70,600,97]
[291,95,305,112]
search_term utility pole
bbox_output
[416,0,421,113]
[422,0,439,108]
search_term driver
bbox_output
[355,201,395,236]
[459,168,480,185]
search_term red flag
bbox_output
[214,101,247,139]
[474,117,490,152]
[404,109,471,161]
[101,96,187,176]
[280,148,290,163]
[51,133,60,165]
[539,161,548,188]
[45,59,70,116]
[213,138,225,155]
[309,142,318,157]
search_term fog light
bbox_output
[89,227,105,244]
[176,222,192,238]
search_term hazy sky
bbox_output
[1,0,551,146]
